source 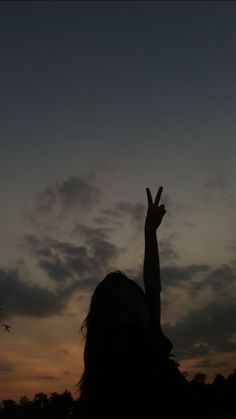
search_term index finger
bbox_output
[146,188,153,206]
[154,186,163,206]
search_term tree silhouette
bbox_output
[33,392,49,410]
[191,372,206,385]
[0,372,236,418]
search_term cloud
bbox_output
[4,220,236,365]
[148,257,236,360]
[72,223,111,241]
[88,237,119,265]
[161,260,236,358]
[96,193,192,235]
[58,177,101,210]
[189,263,236,299]
[132,260,212,300]
[24,235,92,283]
[226,239,236,256]
[159,233,180,264]
[0,225,121,318]
[165,300,236,360]
[73,224,120,264]
[23,231,120,290]
[161,264,210,288]
[0,267,71,318]
[99,201,146,229]
[193,359,229,369]
[24,176,102,228]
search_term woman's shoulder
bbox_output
[151,328,173,356]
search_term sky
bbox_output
[1,0,236,401]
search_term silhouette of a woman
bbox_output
[77,187,193,418]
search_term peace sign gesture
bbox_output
[145,186,166,232]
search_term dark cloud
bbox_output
[154,259,236,360]
[189,263,236,298]
[131,262,211,294]
[165,300,236,360]
[39,258,72,283]
[23,232,119,289]
[58,177,101,210]
[72,223,111,241]
[24,176,101,227]
[88,238,118,264]
[73,225,119,265]
[160,259,236,359]
[24,235,94,282]
[0,267,71,318]
[161,264,210,288]
[1,219,120,318]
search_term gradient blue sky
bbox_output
[1,1,236,400]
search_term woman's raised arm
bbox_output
[143,186,166,334]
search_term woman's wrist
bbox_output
[144,225,157,236]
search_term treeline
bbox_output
[0,370,236,418]
[189,369,236,416]
[0,390,75,419]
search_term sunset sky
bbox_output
[1,0,236,401]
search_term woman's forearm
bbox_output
[143,228,161,331]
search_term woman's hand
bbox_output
[145,186,166,232]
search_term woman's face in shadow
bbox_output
[108,281,150,331]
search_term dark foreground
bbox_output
[1,371,236,418]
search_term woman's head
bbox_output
[81,271,150,337]
[79,271,151,398]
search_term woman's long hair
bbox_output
[78,271,146,399]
